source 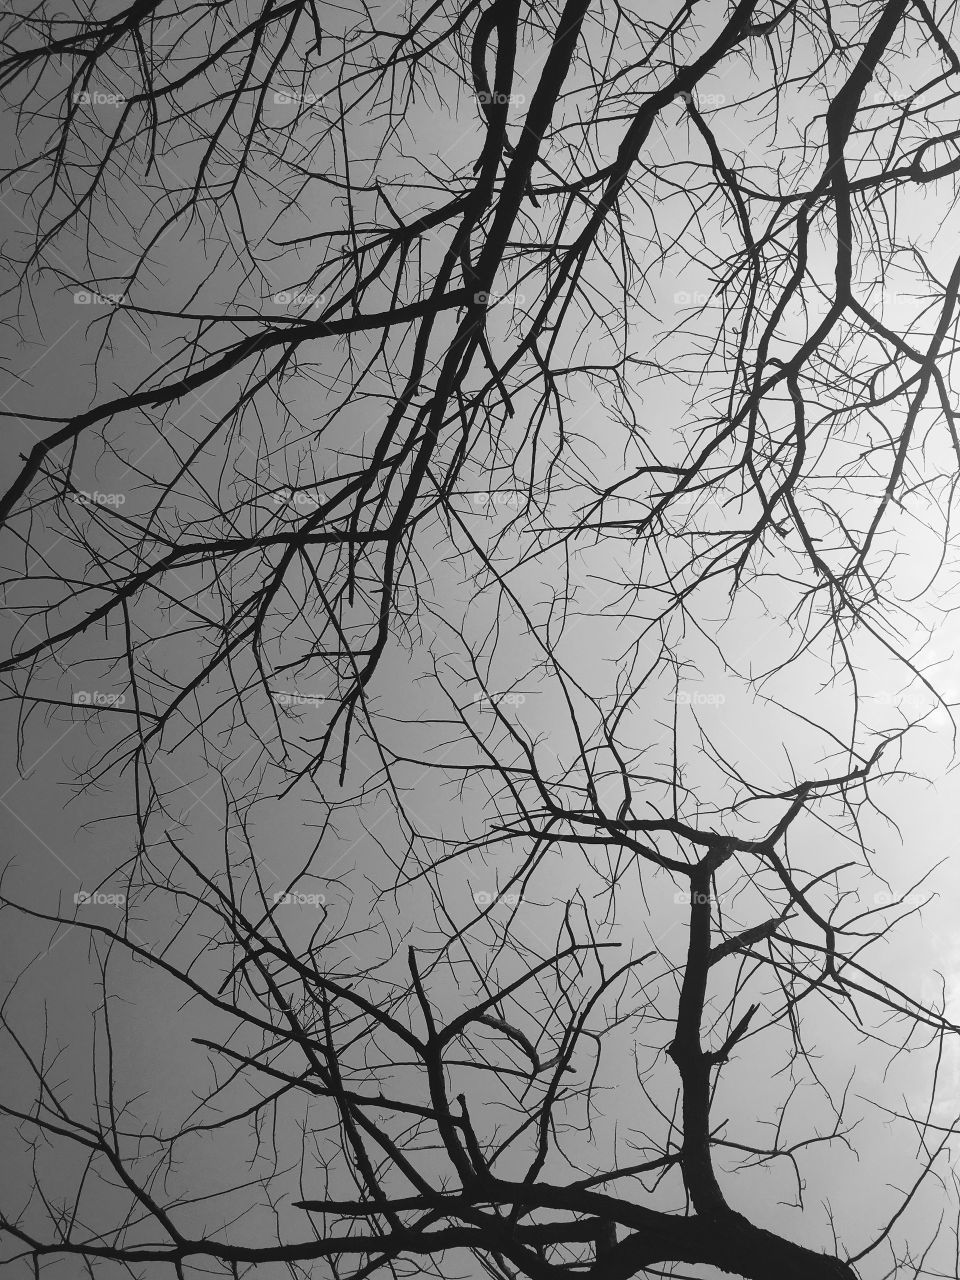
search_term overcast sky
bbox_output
[4,2,960,1277]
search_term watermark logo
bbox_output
[74,890,125,906]
[476,90,525,106]
[474,889,522,907]
[859,287,915,314]
[74,290,126,305]
[669,489,726,513]
[269,488,321,510]
[872,889,928,908]
[674,889,727,905]
[273,90,323,106]
[674,290,722,308]
[472,490,524,511]
[875,690,927,712]
[273,290,325,307]
[675,690,725,706]
[473,290,525,308]
[471,691,527,709]
[73,691,126,707]
[869,89,920,107]
[73,90,124,106]
[271,891,326,906]
[673,90,726,109]
[272,689,324,709]
[71,490,126,507]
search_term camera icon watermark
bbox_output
[673,90,726,109]
[675,690,725,706]
[272,89,322,106]
[476,90,525,106]
[668,489,726,513]
[472,490,523,512]
[875,690,927,712]
[673,889,726,905]
[73,90,124,106]
[73,691,126,707]
[269,488,321,510]
[271,891,326,906]
[473,290,525,308]
[272,290,325,307]
[71,490,126,507]
[74,890,126,906]
[471,690,527,709]
[872,889,928,908]
[272,689,324,709]
[673,290,722,308]
[869,89,920,107]
[74,290,126,305]
[473,889,522,907]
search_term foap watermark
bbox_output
[674,290,723,308]
[669,489,726,514]
[73,90,125,106]
[474,290,525,308]
[272,689,324,709]
[273,89,323,106]
[74,290,126,305]
[71,490,126,507]
[872,889,929,908]
[472,490,524,512]
[674,90,727,109]
[270,488,321,510]
[74,690,126,707]
[273,289,325,307]
[869,89,920,107]
[675,689,725,706]
[471,690,527,709]
[875,690,928,712]
[673,889,728,905]
[473,889,522,907]
[74,890,126,906]
[271,890,326,906]
[869,287,916,313]
[476,90,526,106]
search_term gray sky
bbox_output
[4,1,960,1277]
